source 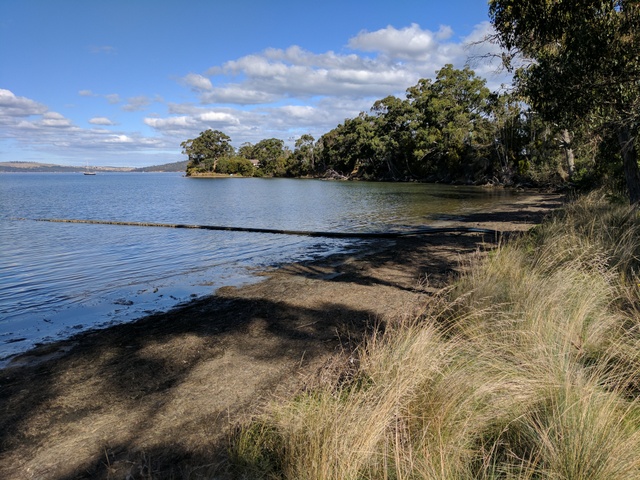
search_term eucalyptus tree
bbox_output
[238,142,255,160]
[181,129,233,175]
[370,95,418,179]
[251,138,289,176]
[317,114,378,177]
[407,65,493,180]
[290,134,317,176]
[489,0,640,202]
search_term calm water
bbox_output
[0,173,521,363]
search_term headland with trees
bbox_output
[183,32,637,203]
[183,64,590,187]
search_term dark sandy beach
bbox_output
[0,192,564,479]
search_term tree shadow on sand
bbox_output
[0,281,388,478]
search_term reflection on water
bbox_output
[0,173,524,362]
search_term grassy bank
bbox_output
[228,191,640,479]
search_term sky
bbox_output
[0,0,509,167]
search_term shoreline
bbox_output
[0,192,564,479]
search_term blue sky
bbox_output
[0,0,507,167]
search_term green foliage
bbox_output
[489,0,640,202]
[215,156,256,176]
[408,64,494,180]
[181,129,233,175]
[317,65,551,184]
[288,134,316,177]
[248,138,290,176]
[318,113,378,177]
[370,95,418,178]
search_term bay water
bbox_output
[0,173,521,364]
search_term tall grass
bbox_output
[228,191,640,479]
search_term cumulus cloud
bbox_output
[200,86,277,105]
[89,117,116,125]
[183,22,501,112]
[182,73,213,91]
[0,89,48,118]
[199,111,239,124]
[0,88,176,164]
[40,112,73,128]
[122,95,152,112]
[141,22,512,153]
[200,52,391,104]
[349,23,456,60]
[104,134,133,143]
[144,109,240,135]
[144,115,196,131]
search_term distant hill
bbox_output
[0,161,187,173]
[132,160,188,172]
[0,162,87,173]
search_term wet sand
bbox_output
[0,192,564,479]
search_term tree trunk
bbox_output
[560,129,575,180]
[618,126,640,205]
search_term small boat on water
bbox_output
[83,161,97,175]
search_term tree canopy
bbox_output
[181,129,233,175]
[489,0,640,202]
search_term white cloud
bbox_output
[185,22,496,111]
[104,134,133,143]
[210,45,404,100]
[40,112,73,128]
[200,86,277,105]
[182,73,212,91]
[144,116,196,130]
[0,89,177,165]
[198,111,239,124]
[139,22,512,154]
[144,109,240,136]
[105,93,122,104]
[279,105,316,118]
[224,55,290,78]
[349,23,456,60]
[0,89,48,118]
[89,116,116,125]
[122,95,152,112]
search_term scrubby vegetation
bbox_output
[227,191,640,479]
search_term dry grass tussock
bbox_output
[229,191,640,479]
